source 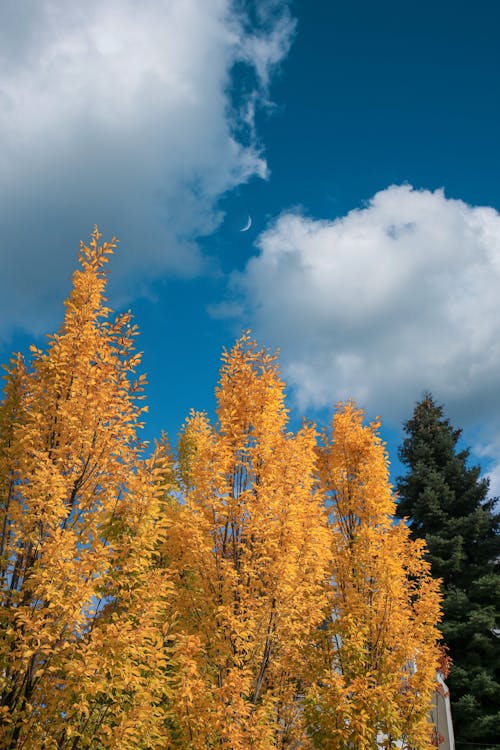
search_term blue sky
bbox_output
[1,0,500,488]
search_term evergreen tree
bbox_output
[396,393,500,749]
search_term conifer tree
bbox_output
[165,335,332,749]
[308,402,442,750]
[396,393,500,749]
[0,230,173,748]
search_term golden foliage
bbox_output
[165,335,332,748]
[0,231,444,750]
[0,230,173,748]
[307,402,442,750]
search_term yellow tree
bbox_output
[308,402,442,750]
[0,230,173,748]
[165,335,332,749]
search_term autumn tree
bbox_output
[164,335,332,749]
[396,393,500,749]
[308,402,442,750]
[0,230,173,748]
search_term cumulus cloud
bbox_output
[226,185,500,432]
[0,0,294,339]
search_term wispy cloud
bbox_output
[0,0,295,340]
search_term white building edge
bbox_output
[375,672,455,749]
[429,672,455,750]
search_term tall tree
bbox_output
[165,335,332,749]
[0,230,173,748]
[396,393,500,749]
[308,402,442,750]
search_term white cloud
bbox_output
[228,184,500,431]
[0,0,294,339]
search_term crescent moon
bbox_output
[240,215,252,232]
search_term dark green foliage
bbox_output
[396,393,500,749]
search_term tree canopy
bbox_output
[0,233,445,749]
[308,403,441,750]
[397,393,500,748]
